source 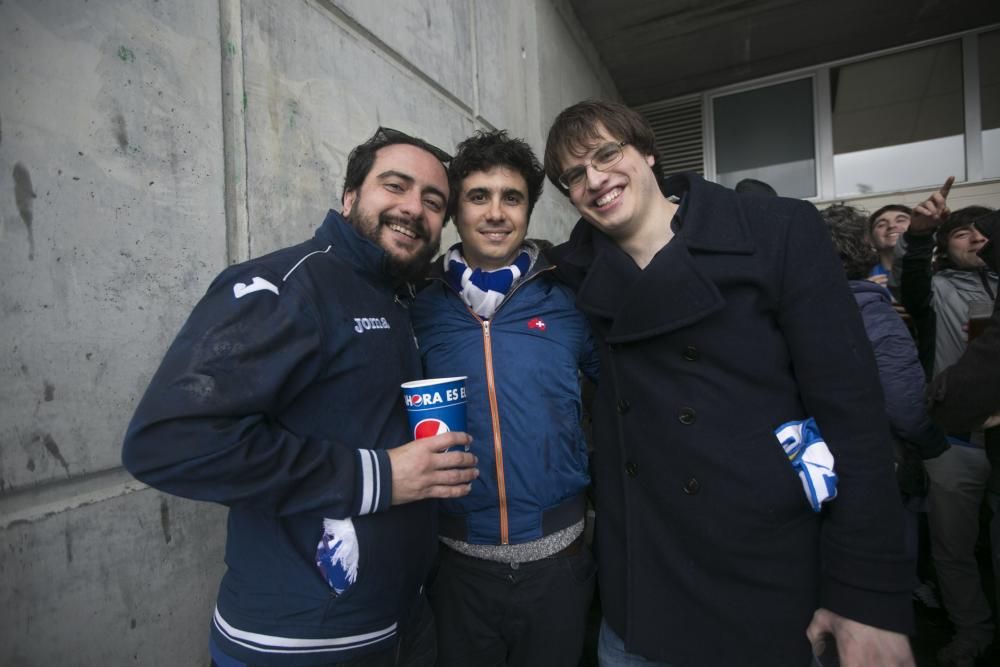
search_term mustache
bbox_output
[379,213,428,240]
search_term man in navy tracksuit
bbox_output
[410,130,599,666]
[122,128,479,667]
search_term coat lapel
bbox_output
[576,232,726,342]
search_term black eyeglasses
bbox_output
[374,126,453,163]
[558,141,627,191]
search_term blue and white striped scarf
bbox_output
[444,244,536,319]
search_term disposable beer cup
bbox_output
[401,377,468,451]
[967,301,993,341]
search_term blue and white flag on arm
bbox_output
[774,417,837,512]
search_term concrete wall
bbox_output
[0,0,617,664]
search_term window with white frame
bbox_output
[713,78,816,198]
[831,41,965,196]
[982,29,1000,179]
[674,27,1000,199]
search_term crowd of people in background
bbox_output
[816,183,1000,667]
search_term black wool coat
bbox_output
[548,174,913,667]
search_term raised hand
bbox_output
[908,176,954,235]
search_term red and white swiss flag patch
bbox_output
[528,318,546,331]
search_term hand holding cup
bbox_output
[390,377,477,505]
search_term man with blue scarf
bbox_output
[411,130,600,666]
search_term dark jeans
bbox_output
[428,539,596,667]
[209,594,435,667]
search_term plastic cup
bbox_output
[401,377,467,449]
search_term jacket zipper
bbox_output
[431,264,556,545]
[480,319,509,543]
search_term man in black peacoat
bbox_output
[542,100,915,667]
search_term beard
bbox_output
[347,206,440,283]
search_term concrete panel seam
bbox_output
[220,0,252,264]
[474,116,497,132]
[0,468,148,529]
[308,0,474,118]
[470,0,480,121]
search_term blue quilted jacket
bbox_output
[411,252,599,545]
[850,280,947,459]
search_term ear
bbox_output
[645,154,655,167]
[342,190,357,216]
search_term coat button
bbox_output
[683,478,700,494]
[682,345,699,361]
[617,399,630,414]
[625,462,638,477]
[678,407,696,424]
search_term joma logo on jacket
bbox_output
[354,317,391,333]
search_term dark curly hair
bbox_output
[543,99,663,196]
[819,204,878,280]
[448,129,545,219]
[934,205,994,271]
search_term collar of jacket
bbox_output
[549,172,755,343]
[315,209,415,297]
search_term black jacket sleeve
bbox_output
[777,201,913,634]
[896,232,937,378]
[121,269,393,518]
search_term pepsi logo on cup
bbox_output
[401,376,468,445]
[414,418,450,439]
